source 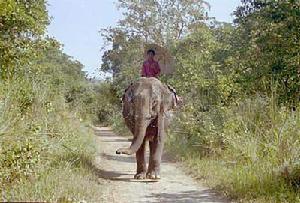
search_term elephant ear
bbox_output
[164,87,177,110]
[162,84,178,110]
[123,84,134,103]
[171,94,177,109]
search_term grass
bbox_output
[109,110,131,137]
[166,99,300,203]
[3,165,102,202]
[1,123,105,202]
[0,78,105,202]
[168,152,300,203]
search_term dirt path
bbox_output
[95,127,228,203]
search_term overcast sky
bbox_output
[47,0,241,78]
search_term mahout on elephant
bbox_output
[116,77,179,179]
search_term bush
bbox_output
[0,76,101,201]
[167,96,300,202]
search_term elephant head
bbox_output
[116,77,177,155]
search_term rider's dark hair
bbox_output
[147,49,155,56]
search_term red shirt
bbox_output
[141,59,161,78]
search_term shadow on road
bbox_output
[101,153,136,163]
[95,167,159,183]
[101,138,132,143]
[94,130,115,138]
[146,190,226,203]
[96,168,132,179]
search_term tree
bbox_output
[117,0,209,45]
[230,0,300,105]
[0,0,49,79]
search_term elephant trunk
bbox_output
[128,92,150,154]
[128,117,148,154]
[116,90,152,155]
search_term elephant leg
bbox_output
[147,135,164,179]
[134,137,147,179]
[147,139,156,178]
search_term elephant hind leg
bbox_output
[134,137,147,179]
[147,137,164,179]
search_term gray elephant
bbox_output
[116,77,178,180]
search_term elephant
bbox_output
[116,77,178,180]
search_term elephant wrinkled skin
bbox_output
[116,77,177,180]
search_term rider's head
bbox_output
[147,49,155,60]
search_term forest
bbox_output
[0,0,299,202]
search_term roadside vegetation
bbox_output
[0,1,105,202]
[1,0,299,202]
[100,0,300,202]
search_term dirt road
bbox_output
[95,127,228,203]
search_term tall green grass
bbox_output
[167,96,300,202]
[0,77,103,202]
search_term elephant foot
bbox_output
[134,172,147,180]
[116,148,133,155]
[146,171,161,180]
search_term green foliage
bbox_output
[0,0,49,79]
[0,137,41,184]
[168,98,300,202]
[117,0,208,44]
[101,28,144,99]
[0,61,94,188]
[2,121,101,202]
[0,1,104,200]
[232,0,300,105]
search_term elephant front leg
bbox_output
[147,136,164,179]
[134,138,147,179]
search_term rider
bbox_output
[141,49,181,106]
[141,49,161,78]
